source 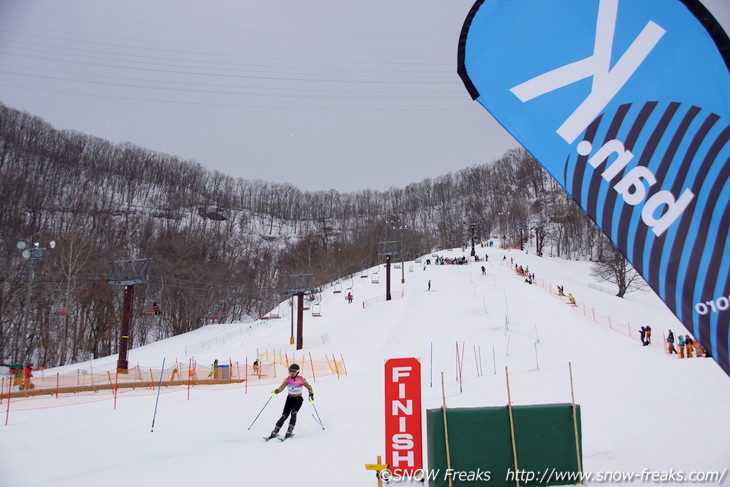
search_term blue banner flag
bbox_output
[458,0,730,377]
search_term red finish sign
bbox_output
[384,357,423,476]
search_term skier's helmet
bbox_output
[289,363,300,373]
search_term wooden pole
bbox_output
[505,366,520,487]
[440,372,453,487]
[376,455,384,487]
[569,362,584,484]
[340,354,348,376]
[308,352,316,383]
[332,353,340,379]
[188,358,192,400]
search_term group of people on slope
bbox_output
[0,362,34,390]
[513,262,537,285]
[639,325,652,346]
[666,330,706,358]
[432,256,469,265]
[555,285,576,305]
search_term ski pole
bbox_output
[311,400,325,430]
[151,357,166,432]
[247,396,272,430]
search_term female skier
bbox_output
[267,363,314,439]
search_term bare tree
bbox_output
[590,240,646,297]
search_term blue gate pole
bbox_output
[151,357,166,432]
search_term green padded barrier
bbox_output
[426,404,582,486]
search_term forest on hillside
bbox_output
[0,103,611,367]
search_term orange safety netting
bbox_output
[0,351,346,406]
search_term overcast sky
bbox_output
[0,0,728,193]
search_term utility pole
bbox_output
[290,296,295,345]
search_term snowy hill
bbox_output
[1,244,728,487]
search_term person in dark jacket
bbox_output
[667,330,677,354]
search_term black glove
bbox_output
[309,392,314,402]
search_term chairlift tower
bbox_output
[16,240,56,365]
[377,241,400,301]
[108,258,150,372]
[392,225,407,284]
[467,222,479,257]
[284,273,316,350]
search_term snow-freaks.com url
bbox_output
[507,467,728,484]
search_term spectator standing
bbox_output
[667,330,677,354]
[23,363,33,390]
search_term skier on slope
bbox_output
[267,364,314,439]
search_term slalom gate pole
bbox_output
[455,341,459,382]
[187,358,192,400]
[478,345,483,377]
[150,358,166,432]
[311,400,325,429]
[4,378,11,426]
[459,340,465,391]
[247,396,272,430]
[114,367,120,409]
[474,345,479,377]
[430,342,433,388]
[492,345,496,375]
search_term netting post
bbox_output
[308,352,316,383]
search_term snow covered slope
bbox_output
[1,245,728,487]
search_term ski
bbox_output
[263,434,279,442]
[278,434,295,442]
